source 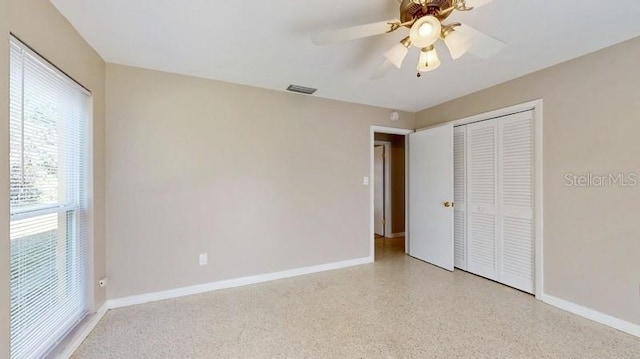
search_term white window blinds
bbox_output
[9,37,90,359]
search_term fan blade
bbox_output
[371,59,395,79]
[464,0,493,9]
[456,24,507,59]
[311,20,400,45]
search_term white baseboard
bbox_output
[107,256,374,309]
[386,232,405,238]
[56,303,108,359]
[541,294,640,338]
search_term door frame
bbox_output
[370,126,414,260]
[437,99,544,299]
[373,140,392,237]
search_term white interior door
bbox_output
[409,124,454,271]
[374,145,385,236]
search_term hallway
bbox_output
[374,236,405,262]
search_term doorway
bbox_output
[370,126,413,260]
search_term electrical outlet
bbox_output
[199,253,208,266]
[363,176,369,186]
[98,277,108,288]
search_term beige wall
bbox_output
[7,0,107,311]
[374,133,405,234]
[416,37,640,325]
[0,0,9,355]
[105,63,415,299]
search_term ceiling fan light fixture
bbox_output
[312,0,506,79]
[384,36,412,68]
[443,28,471,60]
[410,16,441,48]
[417,46,441,72]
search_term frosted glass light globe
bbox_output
[418,23,434,37]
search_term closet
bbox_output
[453,110,535,294]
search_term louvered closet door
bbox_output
[453,127,467,270]
[466,120,498,280]
[498,111,534,293]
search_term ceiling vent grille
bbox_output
[286,84,317,95]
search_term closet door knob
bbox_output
[443,201,453,208]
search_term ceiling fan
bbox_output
[311,0,506,78]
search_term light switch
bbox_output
[363,176,369,186]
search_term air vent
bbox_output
[286,84,317,95]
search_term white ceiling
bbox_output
[50,0,640,112]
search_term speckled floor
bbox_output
[73,238,640,358]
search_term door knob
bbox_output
[443,201,454,208]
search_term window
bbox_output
[9,37,90,359]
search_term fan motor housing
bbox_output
[400,0,454,24]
